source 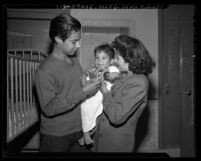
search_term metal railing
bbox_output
[7,49,46,143]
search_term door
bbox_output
[159,5,181,149]
[159,5,195,157]
[179,5,195,157]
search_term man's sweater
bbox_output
[35,54,87,136]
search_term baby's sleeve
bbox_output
[109,66,119,73]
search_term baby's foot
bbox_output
[78,137,85,146]
[85,137,94,145]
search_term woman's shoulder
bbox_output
[127,74,149,88]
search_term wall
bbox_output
[7,9,69,51]
[71,9,159,152]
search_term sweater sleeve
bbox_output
[102,78,148,125]
[35,69,87,117]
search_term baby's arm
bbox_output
[80,72,88,87]
[81,68,102,87]
[103,66,121,82]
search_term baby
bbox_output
[79,43,119,145]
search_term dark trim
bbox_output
[7,17,52,21]
[158,8,164,149]
[82,26,129,34]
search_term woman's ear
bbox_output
[55,36,63,44]
[110,59,115,65]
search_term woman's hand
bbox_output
[100,79,109,94]
[104,72,120,82]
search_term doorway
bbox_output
[158,5,195,157]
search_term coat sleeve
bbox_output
[102,77,148,125]
[34,69,87,117]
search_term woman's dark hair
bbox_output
[94,43,115,59]
[49,13,81,43]
[111,35,155,76]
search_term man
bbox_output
[35,13,101,152]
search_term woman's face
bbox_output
[115,51,129,72]
[95,51,112,70]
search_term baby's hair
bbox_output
[94,43,115,60]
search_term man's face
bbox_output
[61,31,81,56]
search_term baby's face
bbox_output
[95,51,113,70]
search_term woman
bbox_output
[93,35,155,152]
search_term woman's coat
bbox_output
[93,73,149,152]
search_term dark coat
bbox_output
[93,73,149,152]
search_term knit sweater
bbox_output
[34,54,87,136]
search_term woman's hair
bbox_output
[94,43,115,60]
[49,13,81,43]
[111,35,155,76]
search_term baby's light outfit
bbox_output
[81,66,119,133]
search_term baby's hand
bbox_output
[90,74,103,83]
[93,68,104,77]
[104,72,120,82]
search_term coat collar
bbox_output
[111,72,133,94]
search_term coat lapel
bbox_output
[111,79,123,95]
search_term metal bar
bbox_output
[32,62,36,121]
[29,62,33,118]
[29,61,33,122]
[26,61,30,125]
[29,55,33,123]
[15,58,20,134]
[23,58,27,128]
[10,57,15,136]
[7,56,12,140]
[19,59,25,130]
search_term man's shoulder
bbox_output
[39,55,58,70]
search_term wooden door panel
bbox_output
[179,5,195,157]
[160,6,181,148]
[159,5,195,156]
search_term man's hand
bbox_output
[82,77,101,97]
[80,73,88,87]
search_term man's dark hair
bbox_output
[49,13,81,42]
